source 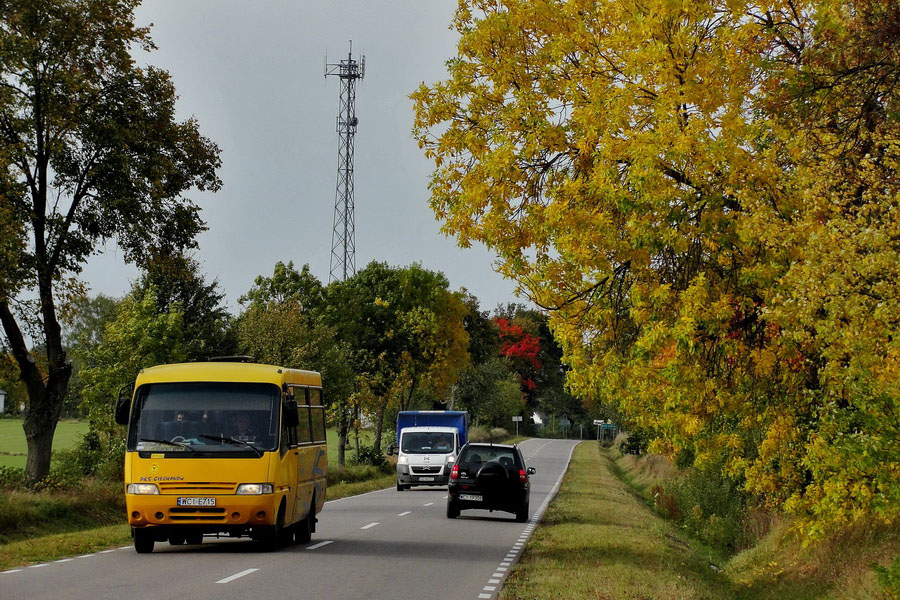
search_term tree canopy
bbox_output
[0,0,220,482]
[413,0,899,536]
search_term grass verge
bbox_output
[500,442,728,600]
[501,443,898,600]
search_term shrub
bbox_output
[661,466,748,552]
[0,465,26,490]
[873,554,900,599]
[353,444,386,468]
[489,427,509,441]
[619,430,648,455]
[468,425,489,442]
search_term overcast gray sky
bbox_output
[80,0,524,313]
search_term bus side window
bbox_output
[310,406,326,443]
[309,388,322,406]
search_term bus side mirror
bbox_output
[114,384,134,425]
[283,401,300,428]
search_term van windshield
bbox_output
[400,432,455,454]
[127,382,280,453]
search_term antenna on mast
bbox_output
[325,41,365,283]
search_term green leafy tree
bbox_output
[0,0,220,483]
[454,357,524,429]
[61,293,118,417]
[326,262,470,451]
[78,287,186,446]
[236,262,355,465]
[135,254,235,360]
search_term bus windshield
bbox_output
[127,382,280,453]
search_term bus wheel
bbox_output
[295,507,313,544]
[262,505,287,551]
[186,532,203,545]
[133,528,154,554]
[169,535,185,545]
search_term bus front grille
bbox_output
[168,507,227,521]
[158,482,237,494]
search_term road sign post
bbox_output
[512,415,522,436]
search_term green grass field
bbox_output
[0,419,90,469]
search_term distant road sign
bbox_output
[512,416,523,422]
[593,419,604,425]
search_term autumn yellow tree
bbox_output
[413,0,899,535]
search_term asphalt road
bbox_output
[0,438,579,600]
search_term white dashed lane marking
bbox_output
[215,568,259,584]
[306,540,334,550]
[360,522,379,530]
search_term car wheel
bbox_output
[447,499,460,519]
[133,528,154,554]
[516,501,529,523]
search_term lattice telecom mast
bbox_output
[325,42,365,282]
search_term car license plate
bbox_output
[418,476,435,482]
[177,497,216,507]
[459,493,482,502]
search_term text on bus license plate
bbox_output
[177,497,216,507]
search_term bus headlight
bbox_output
[126,483,159,495]
[236,483,274,495]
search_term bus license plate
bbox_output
[418,476,435,482]
[459,493,482,502]
[177,497,216,507]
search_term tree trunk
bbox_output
[373,397,387,452]
[337,399,349,468]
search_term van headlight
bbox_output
[397,455,408,465]
[127,483,159,495]
[236,483,274,495]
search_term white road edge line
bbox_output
[306,540,334,550]
[2,569,23,574]
[216,568,259,584]
[477,440,579,600]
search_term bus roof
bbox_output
[135,362,321,387]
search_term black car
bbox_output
[446,442,536,522]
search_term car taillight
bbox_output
[451,464,459,480]
[519,469,527,483]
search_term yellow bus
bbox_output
[115,359,327,553]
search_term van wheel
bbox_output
[133,528,154,554]
[396,480,407,491]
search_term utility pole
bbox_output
[325,41,365,282]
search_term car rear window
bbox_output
[460,447,518,468]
